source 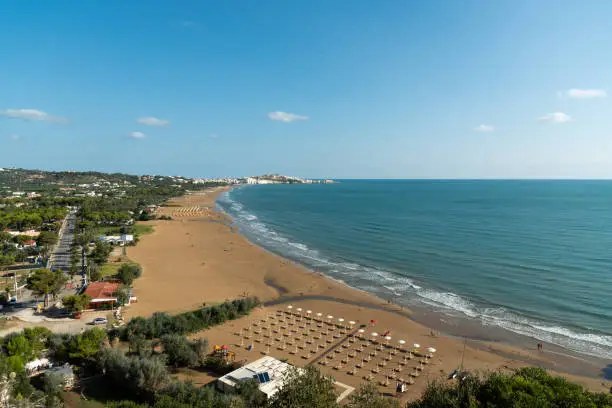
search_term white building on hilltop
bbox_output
[217,356,298,399]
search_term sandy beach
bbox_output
[126,187,611,399]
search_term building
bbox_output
[98,234,134,246]
[217,356,298,399]
[22,240,37,248]
[83,281,124,309]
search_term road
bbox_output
[49,210,78,272]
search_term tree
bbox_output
[88,261,102,282]
[61,294,92,313]
[36,231,58,248]
[68,328,107,361]
[407,367,612,408]
[114,285,131,306]
[347,381,400,408]
[268,366,339,408]
[26,269,67,306]
[88,240,112,265]
[117,264,142,286]
[160,334,198,368]
[0,232,12,243]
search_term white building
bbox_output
[217,356,298,399]
[99,234,134,245]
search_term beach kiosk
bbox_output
[217,356,299,399]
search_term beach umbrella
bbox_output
[413,343,420,349]
[385,336,392,345]
[398,339,406,351]
[357,328,365,339]
[371,332,378,350]
[370,319,377,325]
[316,312,323,323]
[349,320,356,330]
[426,347,436,358]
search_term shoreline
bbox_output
[126,186,611,394]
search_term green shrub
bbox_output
[121,297,260,340]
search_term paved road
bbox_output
[49,210,78,272]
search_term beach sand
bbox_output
[126,187,611,399]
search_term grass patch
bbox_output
[100,262,139,278]
[133,224,154,236]
[94,226,122,236]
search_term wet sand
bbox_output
[126,187,611,397]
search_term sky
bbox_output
[1,0,612,179]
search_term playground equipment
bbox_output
[212,345,236,361]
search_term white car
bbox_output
[92,317,107,325]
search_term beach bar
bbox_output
[217,356,298,399]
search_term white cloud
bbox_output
[129,131,146,139]
[137,116,169,126]
[538,112,572,124]
[0,108,67,123]
[268,111,309,122]
[473,124,495,132]
[9,134,20,140]
[565,89,607,99]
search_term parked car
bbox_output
[92,317,107,325]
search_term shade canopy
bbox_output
[316,313,323,317]
[297,308,302,312]
[349,321,356,325]
[327,315,333,319]
[413,343,420,348]
[371,332,379,337]
[338,318,344,322]
[427,347,437,353]
[306,310,312,314]
[287,305,293,309]
[398,340,406,345]
[358,329,365,333]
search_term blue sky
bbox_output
[1,0,611,179]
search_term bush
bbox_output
[117,263,142,286]
[121,297,260,340]
[407,367,612,408]
[98,347,170,399]
[268,365,338,408]
[160,334,198,368]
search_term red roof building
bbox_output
[23,240,37,247]
[83,281,122,309]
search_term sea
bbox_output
[215,180,612,361]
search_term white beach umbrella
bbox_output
[357,329,365,338]
[297,307,302,313]
[427,347,436,353]
[306,310,312,314]
[371,332,379,343]
[327,315,333,319]
[398,339,406,351]
[338,318,344,324]
[349,320,356,326]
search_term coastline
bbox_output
[126,186,611,395]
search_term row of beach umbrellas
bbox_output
[279,306,438,357]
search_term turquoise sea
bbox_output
[216,180,612,360]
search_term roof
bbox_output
[23,240,36,245]
[83,281,121,301]
[218,356,297,399]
